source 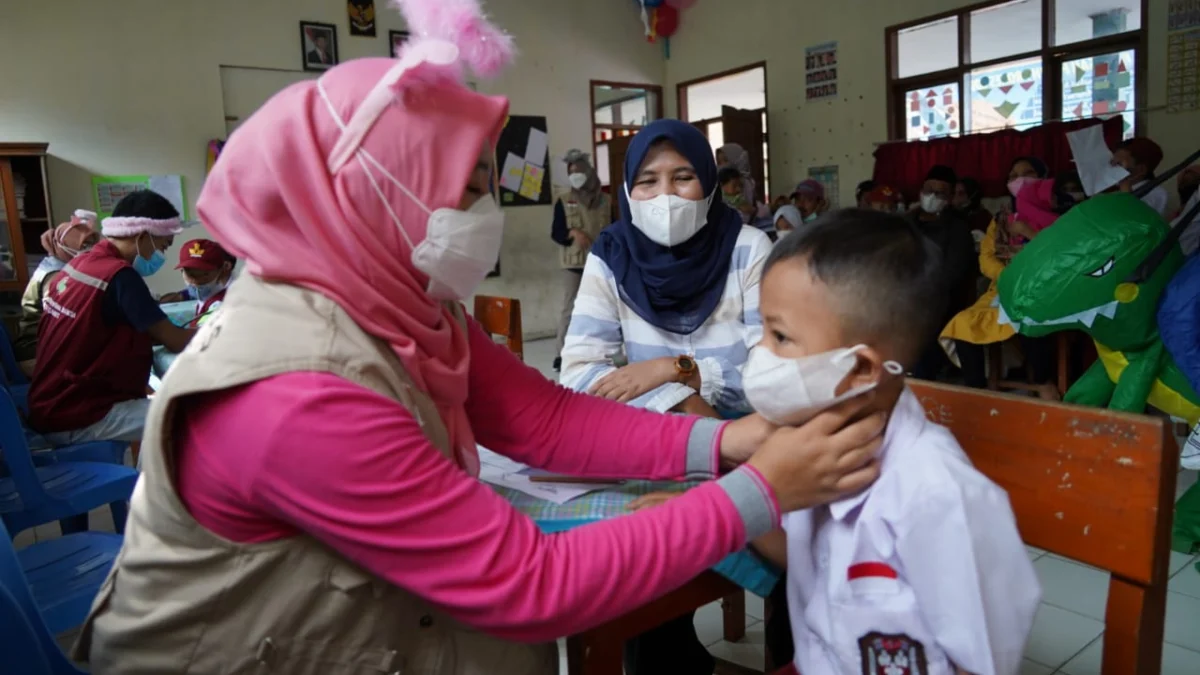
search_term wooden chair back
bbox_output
[907,380,1176,675]
[473,295,523,361]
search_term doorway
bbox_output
[590,81,664,208]
[677,63,769,203]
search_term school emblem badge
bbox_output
[56,277,68,295]
[858,632,928,675]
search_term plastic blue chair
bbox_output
[0,323,30,412]
[0,389,137,538]
[0,520,93,674]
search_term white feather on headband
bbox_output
[390,0,515,79]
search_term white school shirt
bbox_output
[1135,180,1170,217]
[785,389,1041,675]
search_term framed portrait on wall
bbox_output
[390,30,411,57]
[300,21,338,72]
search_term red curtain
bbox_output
[872,117,1125,201]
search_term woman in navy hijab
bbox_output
[560,119,774,673]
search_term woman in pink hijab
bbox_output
[72,2,883,672]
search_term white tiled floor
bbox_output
[18,338,1200,674]
[522,339,1200,674]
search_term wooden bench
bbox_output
[473,295,523,361]
[909,380,1176,675]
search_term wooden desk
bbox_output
[566,571,741,675]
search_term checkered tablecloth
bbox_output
[493,480,781,597]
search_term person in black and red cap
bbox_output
[162,238,236,325]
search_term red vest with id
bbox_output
[28,240,153,433]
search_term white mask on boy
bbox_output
[743,344,904,425]
[624,184,713,247]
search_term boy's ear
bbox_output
[845,345,887,389]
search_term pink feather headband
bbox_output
[325,0,515,173]
[101,216,185,238]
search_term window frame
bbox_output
[884,0,1147,141]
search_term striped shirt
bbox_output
[561,225,772,413]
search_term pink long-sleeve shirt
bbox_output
[174,321,778,643]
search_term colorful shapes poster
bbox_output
[805,42,838,101]
[495,116,552,206]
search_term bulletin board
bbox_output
[495,115,552,207]
[91,175,188,221]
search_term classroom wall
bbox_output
[0,0,664,337]
[664,0,1200,209]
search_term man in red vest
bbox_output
[28,190,197,446]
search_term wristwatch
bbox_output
[674,355,697,384]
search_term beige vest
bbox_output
[558,190,611,269]
[72,274,557,675]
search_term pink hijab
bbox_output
[1015,178,1061,234]
[197,4,510,476]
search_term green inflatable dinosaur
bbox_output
[997,193,1200,424]
[997,192,1200,559]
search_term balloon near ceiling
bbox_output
[636,0,696,44]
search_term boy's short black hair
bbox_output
[112,190,180,221]
[764,208,947,365]
[855,180,876,201]
[717,166,743,186]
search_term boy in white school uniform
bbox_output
[744,209,1041,675]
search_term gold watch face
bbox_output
[678,356,695,371]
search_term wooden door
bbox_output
[606,135,634,221]
[721,105,765,204]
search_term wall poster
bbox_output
[805,42,839,101]
[495,115,552,207]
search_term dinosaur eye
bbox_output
[1086,256,1115,278]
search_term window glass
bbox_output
[1061,50,1136,139]
[897,18,959,78]
[904,83,961,141]
[969,0,1041,63]
[1055,0,1140,46]
[965,57,1043,133]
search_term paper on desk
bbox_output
[1067,125,1129,196]
[477,446,610,505]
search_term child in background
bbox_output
[159,238,236,326]
[1112,137,1170,216]
[862,184,903,213]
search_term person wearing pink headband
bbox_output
[26,190,196,448]
[70,2,884,672]
[13,209,100,375]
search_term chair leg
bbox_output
[59,514,89,534]
[110,501,129,535]
[721,591,746,642]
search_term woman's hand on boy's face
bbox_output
[719,413,778,468]
[746,392,886,513]
[590,357,676,403]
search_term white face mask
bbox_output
[568,172,589,190]
[743,344,903,425]
[624,185,713,247]
[319,81,504,302]
[920,193,948,214]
